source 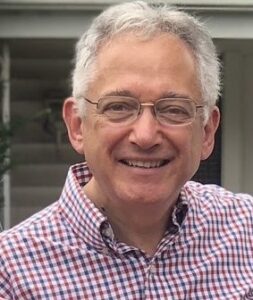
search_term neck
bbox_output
[83,179,176,256]
[107,203,172,256]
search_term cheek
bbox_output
[176,124,204,158]
[83,118,129,159]
[176,125,204,178]
[188,124,205,159]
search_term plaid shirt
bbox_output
[1,163,253,299]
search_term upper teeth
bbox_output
[124,160,164,168]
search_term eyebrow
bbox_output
[159,91,190,99]
[102,90,135,98]
[102,90,190,100]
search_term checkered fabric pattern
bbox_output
[1,162,253,299]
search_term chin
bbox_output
[115,184,173,206]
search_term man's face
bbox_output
[70,33,219,209]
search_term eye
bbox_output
[97,97,139,122]
[161,105,190,117]
[99,98,139,116]
[104,102,133,112]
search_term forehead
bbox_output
[88,32,201,100]
[97,32,195,70]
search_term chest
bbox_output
[11,243,253,300]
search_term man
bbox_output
[1,1,253,299]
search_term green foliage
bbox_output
[0,121,13,179]
[0,109,52,179]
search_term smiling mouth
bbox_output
[119,159,170,169]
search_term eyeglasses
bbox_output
[82,96,204,126]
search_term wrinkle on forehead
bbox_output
[96,32,197,71]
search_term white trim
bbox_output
[0,0,253,11]
[1,9,253,39]
[1,0,253,5]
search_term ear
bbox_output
[201,106,220,160]
[62,97,84,155]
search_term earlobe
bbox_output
[62,97,84,155]
[201,106,220,160]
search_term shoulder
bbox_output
[0,202,59,261]
[184,181,253,219]
[0,202,61,296]
[185,181,253,203]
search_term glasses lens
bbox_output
[156,98,195,125]
[98,96,139,123]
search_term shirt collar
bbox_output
[168,191,189,234]
[58,163,108,251]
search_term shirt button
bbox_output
[149,264,156,274]
[101,247,110,255]
[104,227,114,239]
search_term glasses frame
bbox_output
[81,96,205,126]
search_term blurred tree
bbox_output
[0,121,12,179]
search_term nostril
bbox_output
[128,118,162,150]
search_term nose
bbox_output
[128,107,163,150]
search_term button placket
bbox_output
[146,256,157,277]
[101,247,110,256]
[149,263,156,275]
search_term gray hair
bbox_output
[72,1,220,120]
